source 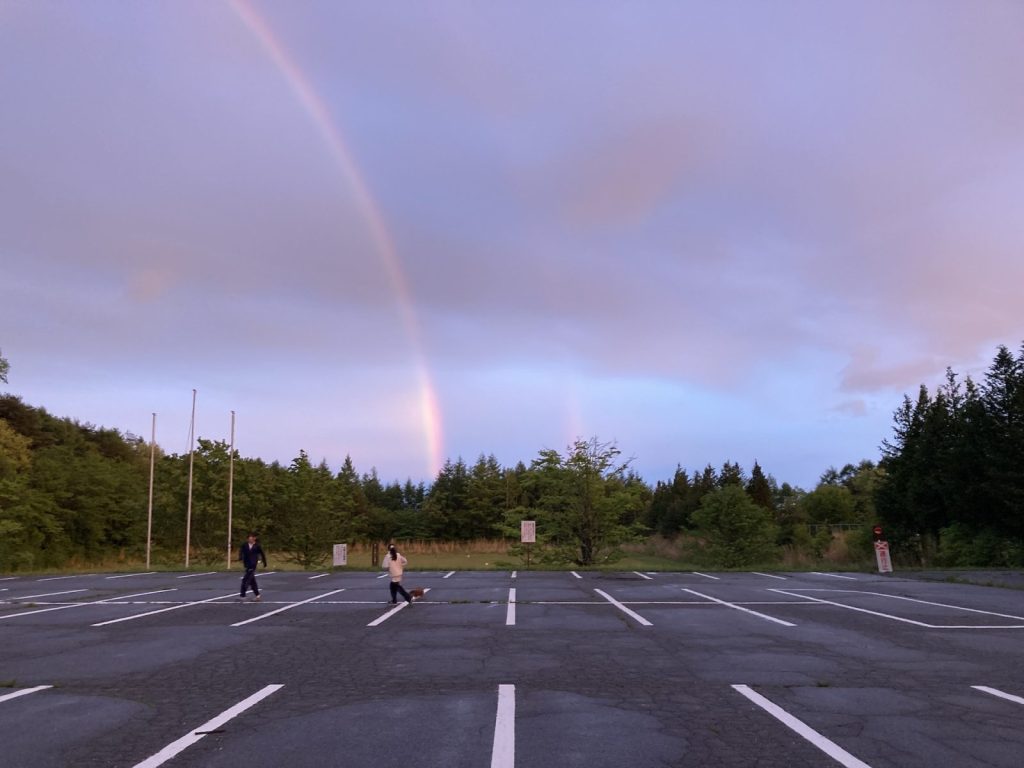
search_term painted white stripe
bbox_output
[231,589,345,627]
[490,684,515,768]
[131,684,283,768]
[0,589,176,621]
[257,571,277,576]
[92,592,238,626]
[443,571,455,579]
[377,572,389,579]
[0,577,19,581]
[308,573,328,580]
[570,571,582,579]
[768,589,932,626]
[0,685,53,704]
[752,572,788,580]
[367,588,431,627]
[633,571,653,580]
[506,588,516,626]
[36,576,77,582]
[973,686,1024,706]
[811,571,858,580]
[15,589,89,600]
[176,572,217,579]
[692,571,720,580]
[511,571,517,579]
[105,572,157,580]
[683,589,795,627]
[733,685,871,767]
[825,590,1024,622]
[594,588,653,627]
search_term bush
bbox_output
[691,486,778,567]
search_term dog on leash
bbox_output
[409,588,425,599]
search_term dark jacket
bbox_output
[239,541,267,570]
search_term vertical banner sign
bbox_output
[874,541,893,573]
[332,543,348,567]
[520,521,536,543]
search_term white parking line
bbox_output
[0,685,53,704]
[92,592,239,626]
[811,572,858,580]
[490,684,515,768]
[633,571,653,580]
[231,589,345,627]
[0,589,176,621]
[570,571,582,579]
[443,571,455,579]
[594,589,653,627]
[683,589,795,627]
[377,573,389,579]
[769,589,932,626]
[36,576,77,582]
[692,572,720,580]
[176,572,217,579]
[732,685,871,767]
[752,572,787,580]
[0,577,18,581]
[105,572,157,580]
[770,589,1024,628]
[506,588,516,626]
[813,590,1024,622]
[12,589,89,600]
[511,571,517,579]
[367,588,431,627]
[308,573,328,580]
[131,684,283,768]
[973,686,1024,706]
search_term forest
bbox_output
[0,343,1022,572]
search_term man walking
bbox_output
[239,533,267,601]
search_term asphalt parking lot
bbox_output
[2,568,1023,768]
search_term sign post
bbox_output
[332,543,348,568]
[872,525,893,574]
[520,520,536,570]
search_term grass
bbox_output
[4,536,880,575]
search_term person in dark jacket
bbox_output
[239,533,267,601]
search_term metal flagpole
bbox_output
[185,389,197,569]
[146,412,156,569]
[227,410,235,571]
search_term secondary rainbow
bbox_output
[228,0,444,478]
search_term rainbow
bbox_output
[228,0,444,478]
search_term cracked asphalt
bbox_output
[1,569,1023,767]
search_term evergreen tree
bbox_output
[745,461,774,510]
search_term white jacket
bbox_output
[383,553,407,582]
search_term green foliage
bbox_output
[0,349,9,385]
[799,485,855,525]
[878,343,1024,562]
[936,523,1024,567]
[511,438,646,566]
[691,485,778,567]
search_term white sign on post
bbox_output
[332,543,348,567]
[874,541,893,573]
[520,520,536,544]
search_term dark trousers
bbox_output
[240,568,260,597]
[389,581,411,604]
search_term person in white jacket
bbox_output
[383,544,413,605]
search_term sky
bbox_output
[2,1,1023,489]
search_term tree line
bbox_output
[876,343,1024,566]
[1,343,1022,570]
